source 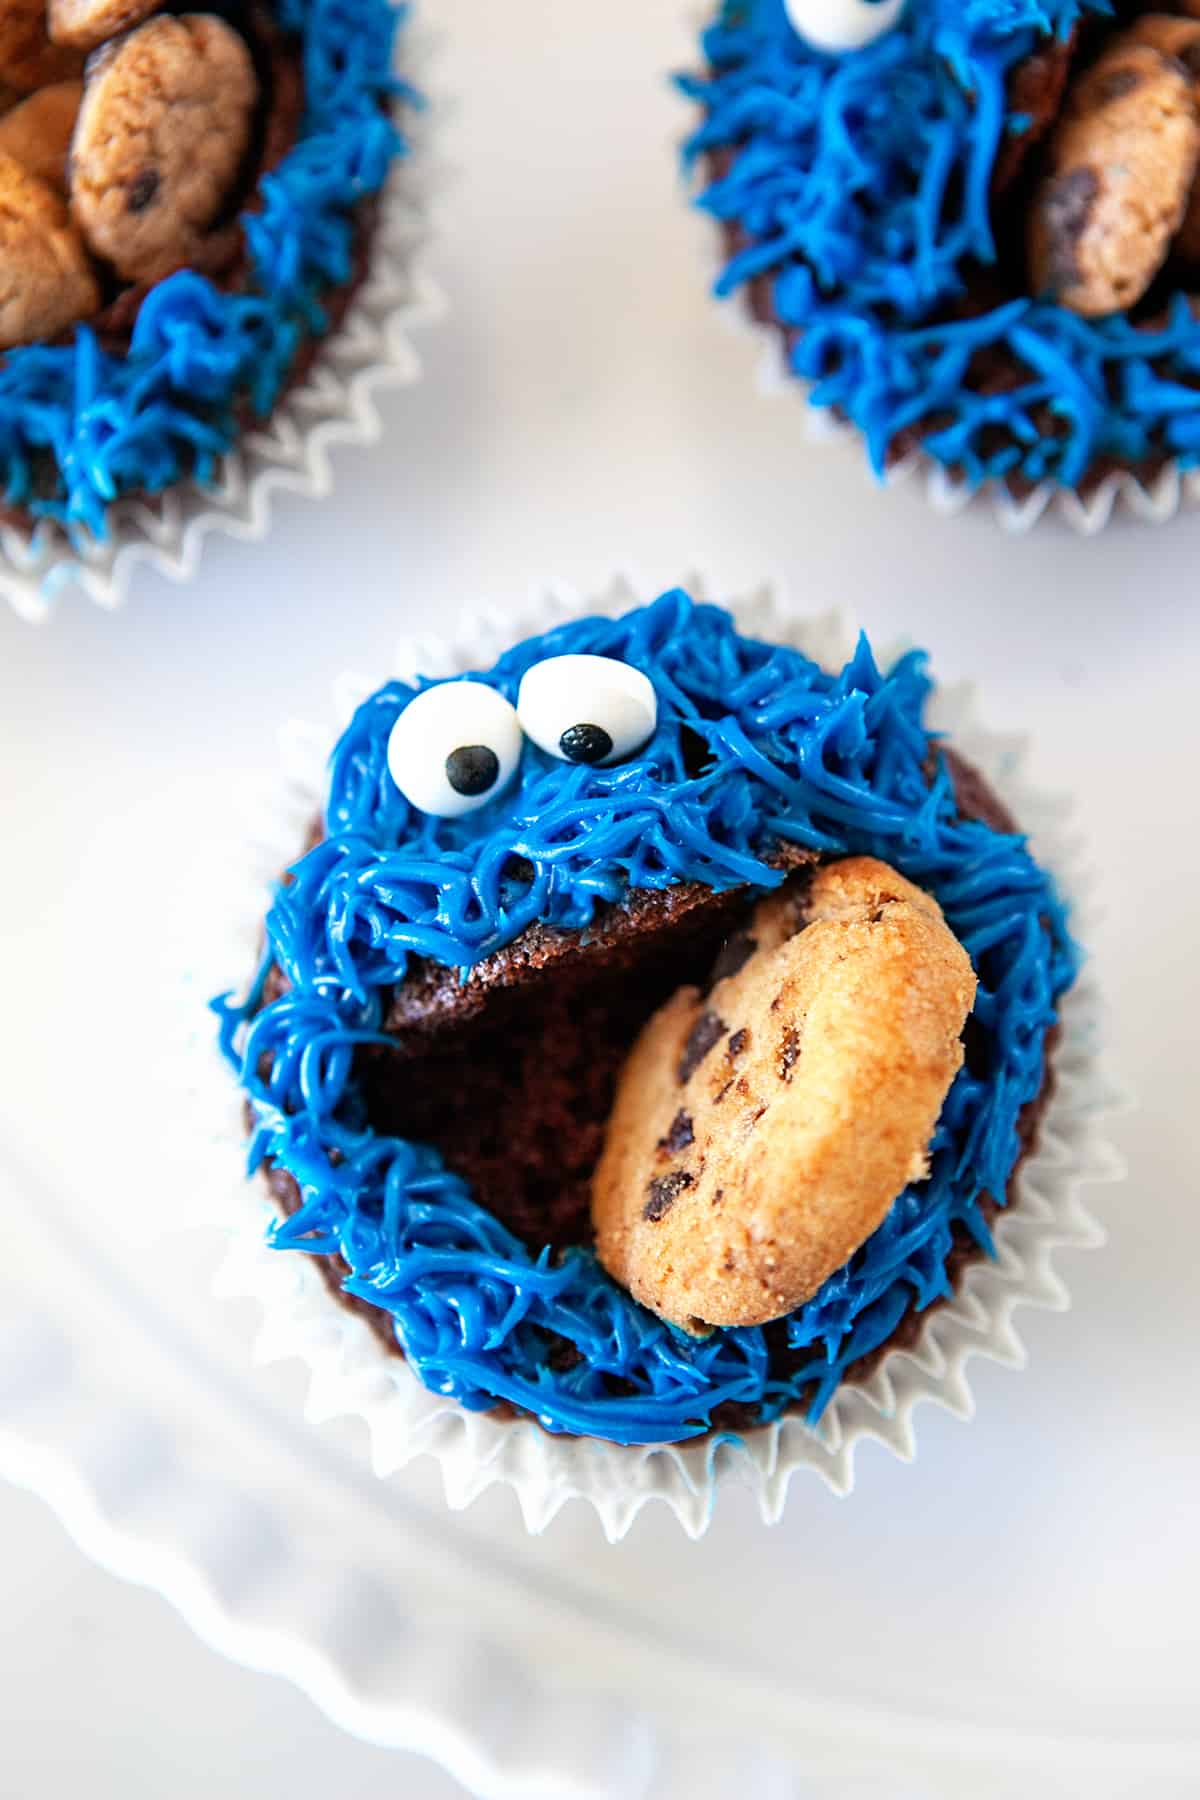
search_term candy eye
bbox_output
[782,0,904,53]
[517,654,658,768]
[386,680,523,818]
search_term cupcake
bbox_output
[216,589,1081,1466]
[0,0,414,608]
[681,1,1200,516]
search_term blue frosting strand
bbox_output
[679,0,1200,489]
[215,594,1077,1446]
[0,0,410,542]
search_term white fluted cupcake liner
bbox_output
[1,36,443,624]
[755,323,1200,535]
[179,575,1119,1541]
[695,200,1199,535]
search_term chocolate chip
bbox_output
[708,932,756,988]
[658,1110,694,1155]
[678,1010,726,1083]
[127,168,160,213]
[1094,66,1142,105]
[643,1169,694,1222]
[1039,167,1099,293]
[711,1188,724,1207]
[778,1028,801,1082]
[727,1027,749,1060]
[712,1079,733,1106]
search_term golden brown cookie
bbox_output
[0,147,98,347]
[47,0,155,51]
[1128,14,1200,260]
[592,858,976,1333]
[69,13,258,285]
[0,77,79,190]
[1028,38,1200,316]
[0,0,82,90]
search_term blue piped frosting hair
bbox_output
[681,0,1200,491]
[0,0,409,543]
[217,593,1076,1447]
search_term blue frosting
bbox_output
[681,0,1200,489]
[216,593,1076,1445]
[0,0,410,542]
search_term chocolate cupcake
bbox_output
[0,0,421,614]
[682,1,1200,524]
[216,587,1087,1489]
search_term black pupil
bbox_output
[558,723,613,765]
[445,744,500,797]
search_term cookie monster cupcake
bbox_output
[682,1,1200,529]
[212,585,1109,1536]
[0,0,428,617]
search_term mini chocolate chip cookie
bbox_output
[1127,13,1200,262]
[1028,36,1200,317]
[69,13,259,285]
[47,0,155,52]
[0,0,82,90]
[0,77,80,190]
[0,147,98,347]
[592,858,976,1333]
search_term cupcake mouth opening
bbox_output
[353,868,810,1253]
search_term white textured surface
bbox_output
[1,1,1199,1795]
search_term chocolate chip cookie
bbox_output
[0,146,98,347]
[1028,35,1200,316]
[592,858,976,1333]
[1128,12,1200,261]
[70,13,259,285]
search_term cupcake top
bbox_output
[0,0,408,542]
[683,1,1200,492]
[219,592,1076,1445]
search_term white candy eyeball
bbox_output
[387,680,522,818]
[516,654,658,768]
[783,0,905,53]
